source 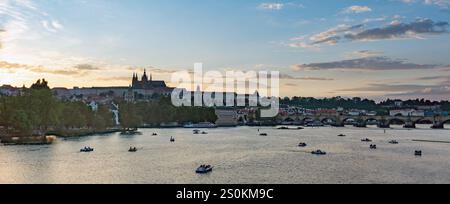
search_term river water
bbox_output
[1,125,450,184]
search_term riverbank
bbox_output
[0,135,55,146]
[47,128,121,138]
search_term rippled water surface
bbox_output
[1,125,450,184]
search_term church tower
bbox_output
[142,69,148,82]
[132,73,138,87]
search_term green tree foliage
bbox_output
[119,96,217,128]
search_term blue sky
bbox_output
[1,0,450,100]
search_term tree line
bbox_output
[281,96,450,113]
[0,79,217,136]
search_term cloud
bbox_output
[337,82,450,99]
[96,76,131,82]
[289,19,449,48]
[0,60,88,76]
[291,57,448,71]
[74,64,100,71]
[41,20,64,32]
[342,6,372,14]
[0,60,29,69]
[279,73,334,81]
[345,18,448,41]
[398,0,450,8]
[258,3,284,10]
[30,66,82,76]
[346,50,384,58]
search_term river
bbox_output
[1,125,450,184]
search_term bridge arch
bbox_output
[414,118,433,124]
[284,117,295,122]
[389,118,406,125]
[442,119,450,126]
[321,117,337,124]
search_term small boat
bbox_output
[80,147,94,152]
[128,147,138,152]
[311,150,327,155]
[370,144,377,149]
[337,134,346,137]
[184,122,217,129]
[297,127,304,130]
[170,137,175,142]
[193,130,200,134]
[278,126,289,130]
[259,133,268,136]
[201,131,208,135]
[389,140,399,144]
[196,165,213,174]
[152,133,158,136]
[298,143,307,147]
[415,150,422,156]
[361,138,372,142]
[120,128,142,135]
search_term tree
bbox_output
[30,79,50,90]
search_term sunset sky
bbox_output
[1,0,450,100]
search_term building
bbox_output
[215,108,238,127]
[390,109,425,117]
[53,70,174,103]
[0,85,20,96]
[132,69,167,89]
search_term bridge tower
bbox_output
[431,115,444,129]
[354,117,367,128]
[403,116,416,129]
[378,116,390,128]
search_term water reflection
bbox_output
[1,126,450,184]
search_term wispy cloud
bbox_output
[337,82,450,100]
[289,18,449,48]
[342,5,372,14]
[0,60,92,76]
[291,57,448,71]
[258,3,284,10]
[398,0,450,8]
[346,50,384,58]
[279,73,334,81]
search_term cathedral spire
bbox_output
[142,69,148,82]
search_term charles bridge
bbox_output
[278,114,450,129]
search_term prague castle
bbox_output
[51,70,174,102]
[131,69,167,89]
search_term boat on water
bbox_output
[370,144,377,149]
[389,140,399,144]
[415,150,423,156]
[298,143,307,147]
[361,138,372,142]
[196,165,213,174]
[277,126,289,130]
[128,147,138,152]
[259,133,268,136]
[337,134,346,137]
[193,129,200,134]
[201,131,208,135]
[120,128,142,135]
[170,137,175,142]
[152,133,158,136]
[311,150,327,155]
[80,147,94,152]
[184,122,217,129]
